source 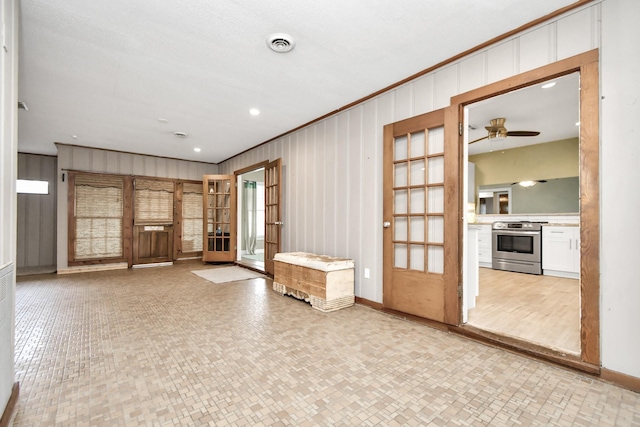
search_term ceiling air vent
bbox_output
[173,131,188,138]
[267,33,295,53]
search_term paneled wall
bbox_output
[0,0,18,415]
[17,153,57,272]
[600,0,640,379]
[220,4,601,304]
[56,144,218,271]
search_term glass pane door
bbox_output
[203,175,236,262]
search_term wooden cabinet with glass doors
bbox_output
[202,175,236,262]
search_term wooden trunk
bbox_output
[273,252,354,312]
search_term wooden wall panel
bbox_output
[144,156,157,177]
[311,123,324,254]
[322,119,337,256]
[347,106,363,294]
[557,7,596,60]
[72,148,91,171]
[334,113,350,259]
[434,64,459,109]
[105,151,120,174]
[361,99,381,302]
[299,129,311,251]
[132,154,145,175]
[412,74,434,116]
[487,40,517,84]
[518,26,554,73]
[459,53,486,94]
[91,150,106,172]
[394,84,413,122]
[119,152,133,175]
[16,153,57,271]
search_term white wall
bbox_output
[600,0,640,378]
[220,3,601,303]
[0,0,18,414]
[56,144,218,270]
[220,1,640,380]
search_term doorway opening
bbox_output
[463,72,581,355]
[453,50,600,370]
[236,167,266,272]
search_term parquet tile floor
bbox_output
[12,263,640,426]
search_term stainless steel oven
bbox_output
[492,221,546,275]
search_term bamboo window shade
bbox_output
[134,179,174,225]
[182,182,203,253]
[74,174,124,260]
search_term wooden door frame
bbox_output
[234,161,269,269]
[448,49,600,369]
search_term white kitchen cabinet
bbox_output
[542,225,580,279]
[477,224,492,268]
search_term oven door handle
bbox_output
[492,230,540,236]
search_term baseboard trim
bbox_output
[355,296,382,310]
[0,382,19,427]
[601,368,640,393]
[57,262,128,274]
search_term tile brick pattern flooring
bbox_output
[13,264,640,426]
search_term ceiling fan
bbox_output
[470,117,540,144]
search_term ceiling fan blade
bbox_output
[469,135,489,144]
[506,130,540,137]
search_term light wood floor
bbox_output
[467,268,580,355]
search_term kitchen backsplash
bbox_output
[474,214,580,224]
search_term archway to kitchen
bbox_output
[452,50,599,370]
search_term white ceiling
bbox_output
[18,0,578,164]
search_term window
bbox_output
[72,173,124,260]
[17,179,48,194]
[134,179,174,225]
[182,182,203,253]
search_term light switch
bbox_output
[364,268,370,279]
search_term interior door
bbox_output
[133,178,175,265]
[133,225,173,264]
[382,108,459,323]
[203,175,236,262]
[264,158,282,275]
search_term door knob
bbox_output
[383,221,391,228]
[275,221,284,225]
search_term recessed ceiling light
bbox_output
[193,147,201,153]
[72,135,78,139]
[266,33,295,53]
[541,81,556,89]
[249,108,260,116]
[158,118,169,123]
